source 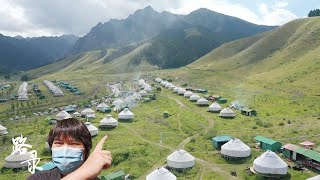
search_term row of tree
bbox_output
[308,9,320,17]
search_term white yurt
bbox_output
[184,91,193,98]
[209,102,222,112]
[54,90,64,96]
[56,110,71,121]
[161,81,168,87]
[0,124,8,135]
[100,115,118,128]
[138,79,145,86]
[112,98,124,107]
[132,93,141,101]
[118,108,134,121]
[85,122,98,136]
[81,108,95,117]
[173,87,180,93]
[18,93,29,101]
[196,98,209,106]
[167,149,196,169]
[146,167,176,180]
[139,90,148,97]
[189,94,201,101]
[169,84,176,90]
[155,78,162,83]
[124,96,136,108]
[73,112,81,117]
[144,86,152,92]
[178,88,187,95]
[253,150,288,175]
[4,151,32,168]
[96,102,109,111]
[219,107,236,118]
[221,138,251,158]
[165,83,172,88]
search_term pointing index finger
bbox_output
[95,135,108,151]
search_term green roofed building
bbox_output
[212,135,232,149]
[254,136,282,152]
[218,97,227,104]
[282,144,299,160]
[101,170,126,180]
[240,108,257,116]
[295,147,320,163]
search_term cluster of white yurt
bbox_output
[118,108,134,121]
[221,138,251,158]
[219,107,236,118]
[56,110,72,121]
[139,90,148,97]
[196,98,209,106]
[167,149,196,169]
[85,122,98,136]
[96,102,109,111]
[4,151,32,168]
[81,108,95,117]
[17,82,29,101]
[173,87,180,93]
[154,78,163,83]
[184,91,193,98]
[253,150,288,176]
[43,80,64,96]
[0,124,8,135]
[209,102,222,112]
[146,167,176,180]
[189,94,201,101]
[178,88,187,95]
[100,115,118,128]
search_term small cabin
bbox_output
[240,108,257,116]
[212,135,232,149]
[254,136,282,152]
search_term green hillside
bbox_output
[187,17,320,92]
[27,43,159,79]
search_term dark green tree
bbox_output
[308,9,320,17]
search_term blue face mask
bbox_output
[51,147,84,175]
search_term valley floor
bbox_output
[0,70,319,180]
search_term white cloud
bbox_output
[257,2,298,25]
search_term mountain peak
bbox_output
[133,6,158,16]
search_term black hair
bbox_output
[47,118,92,160]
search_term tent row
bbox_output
[17,82,29,101]
[43,80,64,96]
[155,78,236,118]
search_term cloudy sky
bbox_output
[0,0,319,37]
